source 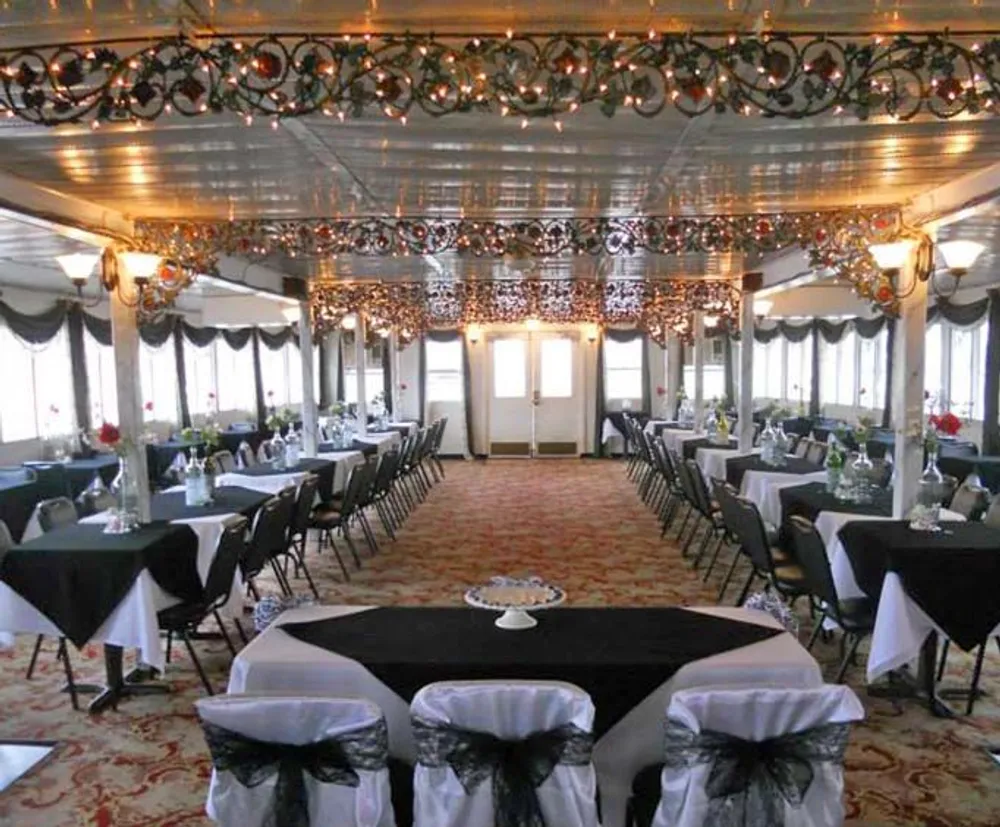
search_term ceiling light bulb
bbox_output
[752,299,773,317]
[938,240,985,275]
[703,315,719,328]
[466,323,483,343]
[119,251,161,281]
[868,240,915,273]
[55,252,99,286]
[341,314,357,330]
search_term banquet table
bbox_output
[383,421,419,438]
[837,520,1000,708]
[217,458,336,498]
[315,449,366,495]
[726,454,822,491]
[938,453,1000,493]
[681,437,736,461]
[228,604,822,827]
[0,522,202,711]
[696,447,756,483]
[661,431,709,455]
[354,430,402,456]
[643,420,690,437]
[146,440,203,484]
[24,455,120,499]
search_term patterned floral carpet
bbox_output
[0,458,998,826]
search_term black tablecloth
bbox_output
[938,454,1000,493]
[779,482,892,525]
[0,522,201,648]
[839,520,1000,651]
[725,455,821,489]
[652,422,691,437]
[351,440,379,457]
[383,424,413,438]
[681,437,737,461]
[149,487,270,522]
[147,441,203,483]
[235,458,337,501]
[0,478,41,543]
[24,456,120,499]
[281,607,781,738]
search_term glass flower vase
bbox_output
[105,456,140,534]
[851,445,874,504]
[916,449,945,530]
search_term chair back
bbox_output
[196,695,394,827]
[794,437,811,459]
[237,441,258,468]
[410,681,599,827]
[36,497,78,533]
[684,459,715,519]
[728,496,776,574]
[983,494,1000,529]
[274,485,298,549]
[203,515,249,609]
[76,487,117,517]
[211,450,237,474]
[649,685,863,827]
[948,481,989,520]
[786,515,841,614]
[289,474,320,541]
[338,462,372,519]
[433,417,448,453]
[0,519,14,555]
[244,497,286,578]
[805,440,827,465]
[372,450,400,498]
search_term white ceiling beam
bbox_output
[754,246,827,295]
[904,159,1000,230]
[0,168,132,247]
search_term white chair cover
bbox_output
[651,686,864,827]
[196,695,396,827]
[410,680,601,827]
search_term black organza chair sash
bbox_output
[200,716,388,827]
[412,715,594,827]
[662,719,851,827]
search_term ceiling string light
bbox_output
[1,31,998,128]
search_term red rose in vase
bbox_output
[97,422,121,448]
[929,412,962,437]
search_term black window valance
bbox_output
[222,328,253,351]
[181,320,219,348]
[0,300,69,343]
[258,325,298,350]
[928,297,990,327]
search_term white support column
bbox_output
[892,259,929,518]
[355,314,368,435]
[389,331,400,420]
[108,250,151,523]
[665,336,681,419]
[738,295,755,453]
[693,314,706,433]
[298,301,317,456]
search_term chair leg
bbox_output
[57,638,79,712]
[232,618,249,645]
[966,642,988,715]
[701,535,726,582]
[717,549,743,603]
[341,528,363,568]
[165,630,173,664]
[213,611,238,657]
[936,639,951,683]
[26,634,45,679]
[735,568,757,606]
[326,530,351,581]
[180,632,214,695]
[806,615,825,651]
[835,634,863,683]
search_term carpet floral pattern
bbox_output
[0,459,998,825]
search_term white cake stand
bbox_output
[464,578,565,630]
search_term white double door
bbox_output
[487,330,585,457]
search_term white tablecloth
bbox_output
[356,431,402,455]
[316,450,366,494]
[815,507,970,682]
[661,431,706,454]
[216,470,309,495]
[0,509,243,672]
[695,448,758,483]
[228,605,822,827]
[743,470,828,525]
[602,417,624,446]
[391,421,419,437]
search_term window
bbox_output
[819,332,856,407]
[681,337,726,402]
[604,338,643,400]
[785,337,813,409]
[286,342,304,405]
[139,340,178,422]
[84,333,118,425]
[924,323,943,408]
[342,333,384,405]
[857,329,887,411]
[0,324,75,441]
[426,339,463,402]
[753,338,783,401]
[540,338,572,398]
[183,340,215,416]
[216,339,257,414]
[493,338,526,398]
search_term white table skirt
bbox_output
[0,570,177,672]
[227,605,822,827]
[0,509,247,672]
[661,431,705,454]
[744,470,828,526]
[695,448,758,483]
[602,417,624,446]
[216,470,308,495]
[816,508,967,682]
[355,432,402,455]
[316,450,366,494]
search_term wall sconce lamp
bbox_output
[57,247,162,309]
[868,239,917,278]
[467,323,483,344]
[938,240,985,277]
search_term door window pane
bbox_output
[493,339,526,398]
[925,324,943,409]
[216,339,256,415]
[540,338,572,398]
[604,338,642,400]
[0,325,74,441]
[950,326,975,420]
[184,339,216,416]
[426,340,463,402]
[84,333,118,425]
[139,341,178,422]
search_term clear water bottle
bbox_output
[285,428,301,467]
[184,450,202,507]
[270,431,286,470]
[760,418,776,466]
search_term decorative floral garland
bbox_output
[0,31,996,127]
[309,277,743,345]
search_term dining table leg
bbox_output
[88,645,171,714]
